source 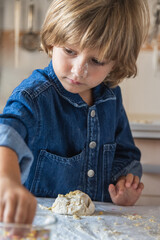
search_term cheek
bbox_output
[59,57,71,74]
[88,67,111,86]
[53,58,68,76]
[99,66,113,79]
[92,69,108,81]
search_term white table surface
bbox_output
[36,198,160,240]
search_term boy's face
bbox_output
[52,45,114,104]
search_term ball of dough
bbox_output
[51,190,95,216]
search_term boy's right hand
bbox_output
[0,176,37,224]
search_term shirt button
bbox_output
[87,169,95,178]
[91,110,96,117]
[89,141,96,149]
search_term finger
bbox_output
[3,196,17,223]
[125,174,134,188]
[14,198,28,224]
[0,199,5,222]
[132,176,140,189]
[136,182,144,193]
[108,184,117,198]
[116,178,125,194]
[25,197,37,224]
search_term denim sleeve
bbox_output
[111,88,142,183]
[0,89,38,183]
[112,160,142,184]
[0,124,33,184]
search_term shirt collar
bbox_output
[47,60,116,108]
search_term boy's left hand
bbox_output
[108,173,144,206]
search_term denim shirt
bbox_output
[0,61,141,202]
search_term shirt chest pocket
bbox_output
[102,143,116,202]
[30,149,86,197]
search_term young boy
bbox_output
[0,0,149,224]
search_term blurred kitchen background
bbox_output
[0,0,160,205]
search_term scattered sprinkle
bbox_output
[98,211,103,215]
[73,215,81,220]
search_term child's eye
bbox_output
[64,48,76,56]
[91,58,105,66]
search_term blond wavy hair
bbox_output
[41,0,149,87]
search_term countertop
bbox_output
[36,198,160,240]
[130,122,160,139]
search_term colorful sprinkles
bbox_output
[0,228,50,240]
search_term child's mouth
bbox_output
[67,78,81,85]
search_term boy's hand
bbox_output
[0,176,37,224]
[108,173,144,206]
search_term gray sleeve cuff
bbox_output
[112,160,142,184]
[0,124,33,184]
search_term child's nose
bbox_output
[71,59,88,78]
